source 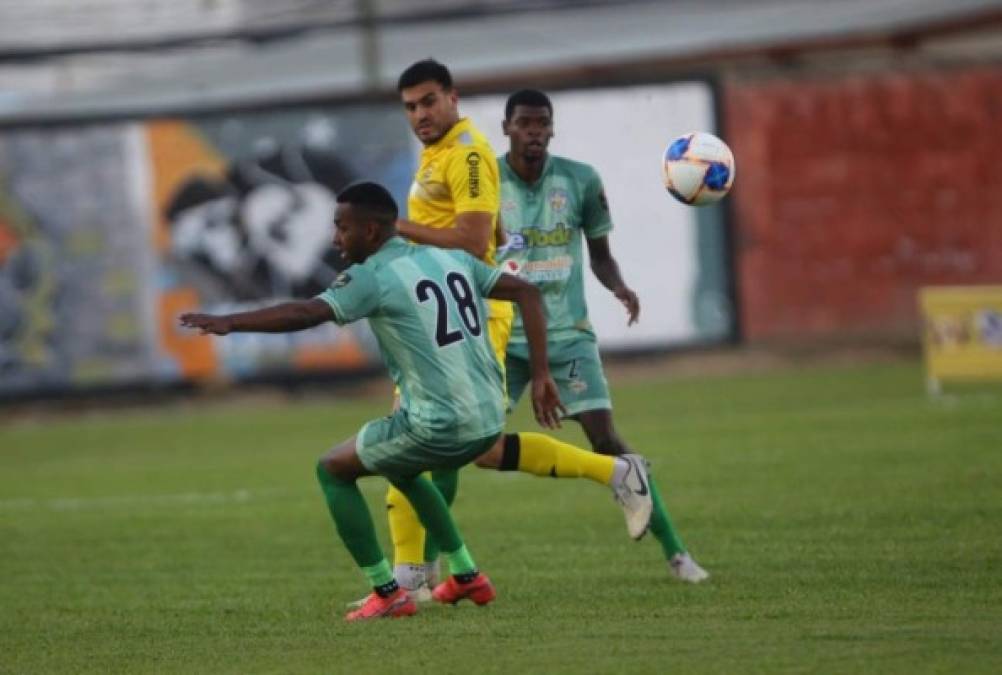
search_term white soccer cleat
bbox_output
[669,552,710,583]
[610,453,654,540]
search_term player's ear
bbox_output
[502,118,511,136]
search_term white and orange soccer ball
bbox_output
[661,132,735,206]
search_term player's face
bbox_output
[333,203,374,264]
[400,81,459,145]
[504,105,553,162]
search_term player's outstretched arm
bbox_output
[586,235,640,325]
[179,299,334,335]
[489,274,566,428]
[397,211,493,259]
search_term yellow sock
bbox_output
[386,484,426,566]
[516,432,616,484]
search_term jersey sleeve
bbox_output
[468,256,504,297]
[581,167,614,239]
[445,144,501,215]
[314,264,380,325]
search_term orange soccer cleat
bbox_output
[431,573,497,606]
[345,588,417,622]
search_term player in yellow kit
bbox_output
[383,60,652,600]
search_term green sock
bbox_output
[361,559,395,588]
[315,462,384,569]
[444,544,477,577]
[648,476,687,558]
[391,474,475,573]
[422,469,459,563]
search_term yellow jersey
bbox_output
[408,118,502,264]
[407,117,511,320]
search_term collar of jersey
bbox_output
[502,152,552,188]
[428,117,474,150]
[367,236,408,265]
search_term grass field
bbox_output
[2,360,1001,674]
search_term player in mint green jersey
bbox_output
[478,89,709,582]
[180,181,566,620]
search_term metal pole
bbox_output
[356,0,380,92]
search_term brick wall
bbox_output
[723,66,1002,340]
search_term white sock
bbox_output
[609,457,629,486]
[424,559,441,586]
[394,563,426,590]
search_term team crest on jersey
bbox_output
[548,188,569,213]
[501,199,518,214]
[333,272,352,288]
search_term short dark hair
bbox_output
[397,58,453,92]
[337,181,398,226]
[505,89,553,121]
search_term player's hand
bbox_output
[179,313,232,335]
[531,375,567,429]
[614,286,640,325]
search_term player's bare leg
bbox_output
[576,409,709,583]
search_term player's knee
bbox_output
[315,457,337,483]
[317,455,351,482]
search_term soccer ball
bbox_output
[661,132,735,205]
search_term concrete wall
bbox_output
[724,65,1002,340]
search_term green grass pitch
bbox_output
[2,361,1001,674]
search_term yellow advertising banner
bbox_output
[919,286,1002,393]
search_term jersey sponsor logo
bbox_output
[522,256,572,282]
[333,272,352,288]
[497,230,524,254]
[497,224,572,253]
[522,223,571,248]
[466,152,481,198]
[503,259,522,275]
[548,188,569,213]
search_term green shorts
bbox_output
[505,335,611,417]
[357,411,501,480]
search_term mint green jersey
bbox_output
[498,154,613,343]
[316,237,504,443]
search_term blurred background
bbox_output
[2,0,1001,401]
